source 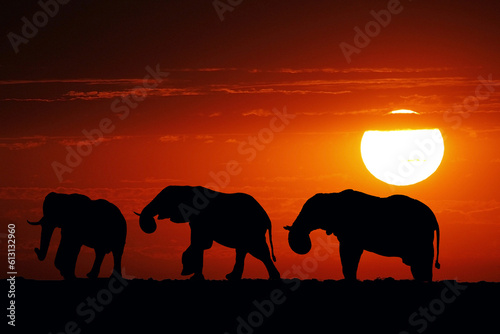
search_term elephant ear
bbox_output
[169,207,189,223]
[151,204,184,222]
[154,186,186,220]
[157,207,186,222]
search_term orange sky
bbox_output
[1,0,499,281]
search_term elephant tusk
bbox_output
[283,225,291,230]
[134,211,141,217]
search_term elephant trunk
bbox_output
[135,212,157,234]
[35,219,55,261]
[288,229,312,255]
[285,214,313,255]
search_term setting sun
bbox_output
[360,128,445,186]
[388,109,420,115]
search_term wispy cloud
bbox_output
[211,86,351,95]
[195,135,214,144]
[0,135,129,151]
[0,186,168,202]
[61,87,202,101]
[2,67,496,104]
[58,137,108,146]
[120,177,185,184]
[158,134,220,144]
[0,78,144,85]
[254,173,349,183]
[165,67,240,73]
[159,135,182,143]
[167,67,459,74]
[0,136,47,150]
[242,109,273,117]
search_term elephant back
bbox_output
[199,192,271,248]
[43,193,92,219]
[79,199,127,250]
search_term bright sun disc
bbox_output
[361,129,445,186]
[388,109,419,115]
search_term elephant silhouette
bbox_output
[28,192,127,280]
[135,185,280,280]
[285,189,440,281]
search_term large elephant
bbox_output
[135,186,280,280]
[28,192,127,280]
[285,189,440,281]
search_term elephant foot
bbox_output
[181,267,195,276]
[341,277,359,282]
[87,271,99,280]
[110,269,122,279]
[62,272,76,281]
[189,273,205,281]
[226,272,242,281]
[268,272,281,280]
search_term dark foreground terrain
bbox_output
[3,277,499,334]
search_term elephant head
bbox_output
[284,194,332,255]
[27,192,90,261]
[135,186,208,233]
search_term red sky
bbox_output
[1,0,500,281]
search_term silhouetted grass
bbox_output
[4,278,498,334]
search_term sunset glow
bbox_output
[361,129,445,186]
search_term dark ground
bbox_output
[3,278,499,334]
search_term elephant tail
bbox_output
[268,226,277,262]
[435,224,441,269]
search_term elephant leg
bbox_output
[55,236,81,280]
[54,246,63,272]
[410,246,434,281]
[181,245,206,280]
[411,264,432,282]
[339,243,363,281]
[87,249,105,279]
[226,248,247,281]
[189,248,205,281]
[182,227,213,280]
[111,247,124,277]
[249,241,280,280]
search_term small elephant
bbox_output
[285,189,440,281]
[135,186,280,280]
[28,192,127,280]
